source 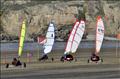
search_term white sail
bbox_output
[64,21,79,54]
[64,20,85,54]
[95,16,104,54]
[71,20,85,53]
[44,23,55,54]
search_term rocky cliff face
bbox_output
[0,0,120,41]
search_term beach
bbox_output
[1,41,120,79]
[1,40,120,63]
[1,50,120,79]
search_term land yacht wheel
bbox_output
[23,62,26,68]
[6,63,9,68]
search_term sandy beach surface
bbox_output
[1,47,120,79]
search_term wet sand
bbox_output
[1,48,120,79]
[1,47,119,63]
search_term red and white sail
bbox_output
[37,36,46,44]
[64,20,85,54]
[64,21,79,54]
[95,16,104,54]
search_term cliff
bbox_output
[0,0,120,41]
